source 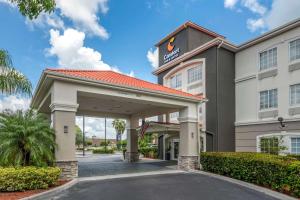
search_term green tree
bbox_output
[0,109,56,167]
[0,49,32,95]
[75,125,83,148]
[9,0,56,19]
[112,119,126,150]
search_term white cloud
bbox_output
[242,0,266,15]
[224,0,239,9]
[48,28,111,70]
[0,0,14,7]
[147,48,159,69]
[247,18,265,32]
[0,95,30,112]
[264,0,300,30]
[55,0,109,39]
[224,0,300,32]
[48,28,135,76]
[26,13,65,30]
[76,117,127,139]
[1,0,109,39]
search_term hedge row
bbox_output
[0,167,61,192]
[92,147,115,154]
[200,152,300,197]
[139,147,158,159]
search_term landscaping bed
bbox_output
[0,167,61,192]
[200,152,300,198]
[0,179,68,200]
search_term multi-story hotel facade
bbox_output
[235,19,300,154]
[152,18,300,156]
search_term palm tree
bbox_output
[112,119,126,150]
[0,49,32,95]
[0,109,56,167]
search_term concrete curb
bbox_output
[191,170,297,200]
[20,179,78,200]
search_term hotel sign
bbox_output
[163,37,180,64]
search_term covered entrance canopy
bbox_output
[31,69,203,179]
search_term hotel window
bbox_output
[170,74,182,88]
[260,89,278,110]
[291,137,300,154]
[260,137,279,155]
[290,84,300,106]
[188,66,202,84]
[259,47,277,71]
[290,38,300,62]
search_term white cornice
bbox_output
[177,117,198,123]
[49,103,79,112]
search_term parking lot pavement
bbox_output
[77,153,177,177]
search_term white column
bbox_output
[178,104,199,170]
[50,81,79,179]
[125,116,139,162]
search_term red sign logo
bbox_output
[167,37,175,52]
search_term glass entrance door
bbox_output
[174,141,179,159]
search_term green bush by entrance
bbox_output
[139,147,158,159]
[0,167,61,192]
[200,152,300,198]
[92,147,115,154]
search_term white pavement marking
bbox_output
[191,170,297,200]
[78,170,185,182]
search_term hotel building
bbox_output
[152,19,300,157]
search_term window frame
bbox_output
[291,137,300,154]
[259,89,278,110]
[170,73,182,89]
[187,65,202,84]
[289,38,300,62]
[259,47,278,71]
[290,83,300,107]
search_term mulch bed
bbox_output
[0,180,70,200]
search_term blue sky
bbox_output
[0,0,299,138]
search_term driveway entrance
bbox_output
[77,153,177,177]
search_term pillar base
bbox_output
[178,156,199,171]
[56,160,78,180]
[125,152,139,162]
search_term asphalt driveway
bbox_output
[77,153,177,177]
[47,173,278,200]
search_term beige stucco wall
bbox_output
[52,110,76,161]
[235,121,300,152]
[236,26,300,124]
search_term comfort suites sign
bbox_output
[163,37,180,63]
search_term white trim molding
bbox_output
[49,103,79,112]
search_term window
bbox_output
[259,48,277,71]
[290,38,300,62]
[290,84,300,106]
[188,66,202,84]
[170,112,179,119]
[260,89,278,110]
[291,137,300,154]
[260,137,279,154]
[170,74,182,88]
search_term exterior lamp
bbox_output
[278,117,286,128]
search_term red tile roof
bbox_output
[46,69,202,100]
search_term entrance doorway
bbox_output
[171,139,179,160]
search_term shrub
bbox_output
[139,147,158,159]
[92,147,114,154]
[200,152,300,197]
[0,109,56,167]
[0,167,61,192]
